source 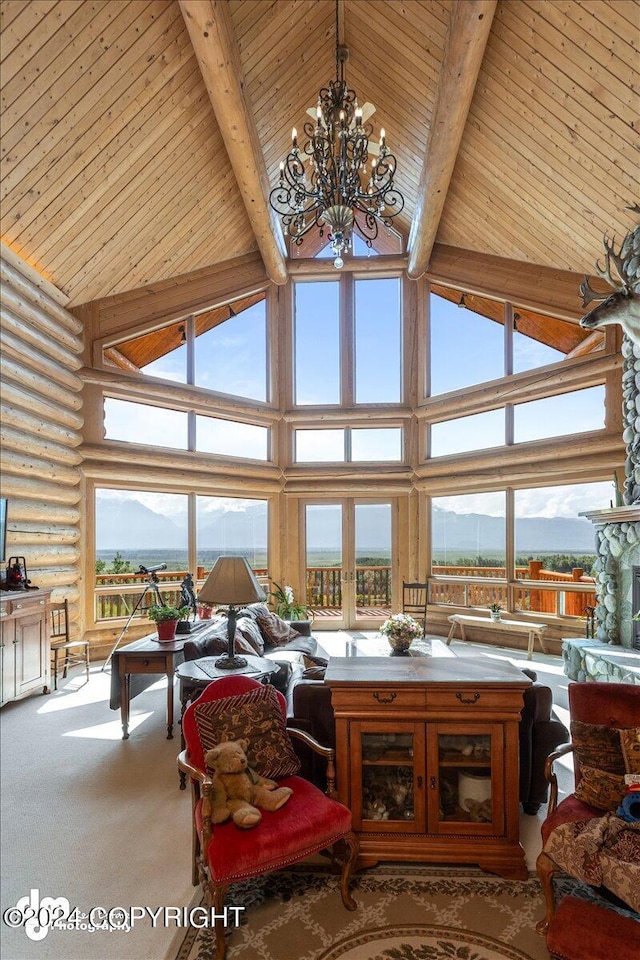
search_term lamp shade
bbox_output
[197,556,266,607]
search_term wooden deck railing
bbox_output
[94,560,595,622]
[94,567,268,621]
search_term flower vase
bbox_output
[387,634,412,655]
[490,611,501,623]
[157,619,178,642]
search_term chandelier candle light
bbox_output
[269,0,404,268]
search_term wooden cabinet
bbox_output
[0,590,51,707]
[325,655,530,879]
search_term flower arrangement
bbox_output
[488,603,502,614]
[147,603,189,623]
[380,613,423,651]
[269,581,308,621]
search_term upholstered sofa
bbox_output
[182,605,319,714]
[291,668,569,814]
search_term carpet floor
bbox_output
[174,864,553,960]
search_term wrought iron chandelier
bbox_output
[269,0,404,268]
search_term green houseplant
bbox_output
[148,603,189,641]
[488,602,502,622]
[269,582,308,621]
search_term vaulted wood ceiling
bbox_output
[0,0,637,308]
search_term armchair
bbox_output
[178,675,358,959]
[536,682,640,936]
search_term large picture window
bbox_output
[196,416,269,460]
[430,409,505,457]
[103,293,268,403]
[294,427,403,463]
[294,281,340,405]
[430,295,504,395]
[196,497,268,574]
[355,278,401,403]
[104,398,188,449]
[195,299,267,402]
[514,386,605,443]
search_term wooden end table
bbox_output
[109,634,188,740]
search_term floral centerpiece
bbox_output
[269,581,308,621]
[380,613,423,652]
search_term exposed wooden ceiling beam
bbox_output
[407,0,497,279]
[179,0,287,285]
[427,243,604,323]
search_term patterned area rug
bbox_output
[174,865,552,960]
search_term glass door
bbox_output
[305,503,346,627]
[352,722,425,832]
[427,723,505,836]
[354,501,393,628]
[304,499,396,628]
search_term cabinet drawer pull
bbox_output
[430,776,436,790]
[417,776,423,790]
[456,692,480,704]
[372,691,396,704]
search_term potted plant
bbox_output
[488,603,502,623]
[148,603,189,642]
[269,582,308,621]
[380,613,423,654]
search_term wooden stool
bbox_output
[546,895,640,960]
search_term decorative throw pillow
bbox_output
[574,763,627,812]
[235,616,265,656]
[255,609,301,647]
[570,720,636,812]
[194,683,301,780]
[570,720,626,774]
[619,727,640,774]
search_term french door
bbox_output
[304,499,396,629]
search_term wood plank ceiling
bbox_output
[0,0,637,307]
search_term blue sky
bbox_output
[103,285,611,518]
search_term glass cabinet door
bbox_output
[427,724,505,835]
[352,723,425,832]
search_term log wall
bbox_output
[0,251,84,635]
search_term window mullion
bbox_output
[342,273,354,406]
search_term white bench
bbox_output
[446,613,548,660]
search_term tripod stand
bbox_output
[102,570,165,671]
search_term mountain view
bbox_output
[96,497,597,558]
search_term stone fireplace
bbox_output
[563,337,640,682]
[581,506,639,648]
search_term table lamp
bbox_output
[197,556,266,669]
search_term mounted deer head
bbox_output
[579,206,640,346]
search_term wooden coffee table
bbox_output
[318,633,457,659]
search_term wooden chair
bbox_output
[178,675,358,959]
[402,581,428,634]
[50,599,90,690]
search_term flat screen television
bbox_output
[0,498,7,567]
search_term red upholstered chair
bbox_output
[178,675,358,959]
[536,682,640,935]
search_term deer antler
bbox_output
[580,275,608,308]
[595,234,630,292]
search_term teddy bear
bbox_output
[204,738,293,829]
